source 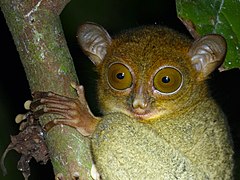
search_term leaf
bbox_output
[176,0,240,69]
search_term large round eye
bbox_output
[153,67,182,94]
[108,63,132,90]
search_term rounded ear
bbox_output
[188,34,227,81]
[77,22,112,66]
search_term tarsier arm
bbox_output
[30,83,100,136]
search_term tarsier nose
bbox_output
[132,97,148,109]
[132,85,148,109]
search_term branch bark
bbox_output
[0,0,92,179]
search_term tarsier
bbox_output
[31,22,234,179]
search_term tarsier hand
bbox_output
[30,83,100,136]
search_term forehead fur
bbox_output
[105,25,193,70]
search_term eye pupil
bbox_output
[162,76,170,83]
[116,73,125,79]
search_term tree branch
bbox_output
[0,0,92,179]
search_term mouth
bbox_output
[131,108,157,120]
[109,106,166,121]
[129,107,167,121]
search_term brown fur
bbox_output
[78,24,234,179]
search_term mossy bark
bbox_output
[0,0,92,179]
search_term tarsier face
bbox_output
[105,63,185,120]
[77,23,226,122]
[105,62,185,119]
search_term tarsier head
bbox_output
[77,22,226,122]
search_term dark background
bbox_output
[0,0,239,179]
